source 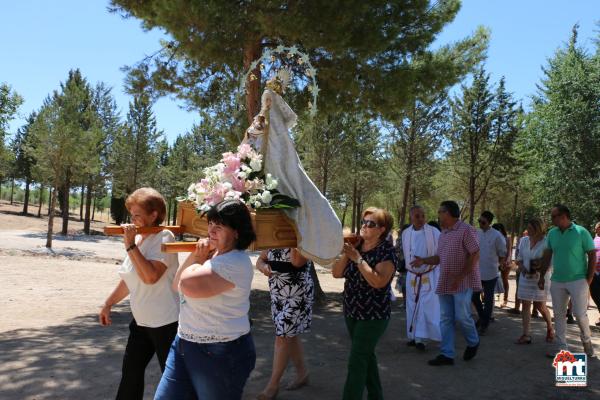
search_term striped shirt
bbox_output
[436,220,482,295]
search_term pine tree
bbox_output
[447,67,518,223]
[110,0,488,123]
[523,25,600,227]
[0,83,23,185]
[11,112,37,215]
[386,93,448,227]
[110,94,162,222]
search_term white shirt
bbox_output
[118,230,180,328]
[178,250,254,343]
[517,236,548,272]
[477,228,507,281]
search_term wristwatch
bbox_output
[356,257,364,265]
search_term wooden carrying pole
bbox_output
[103,225,185,235]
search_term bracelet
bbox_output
[126,243,137,252]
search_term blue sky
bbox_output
[2,1,598,143]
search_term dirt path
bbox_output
[0,209,599,399]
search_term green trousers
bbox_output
[343,317,389,400]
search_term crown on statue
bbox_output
[265,69,292,95]
[239,45,319,117]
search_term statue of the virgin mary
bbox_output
[243,76,343,265]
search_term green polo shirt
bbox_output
[547,223,595,282]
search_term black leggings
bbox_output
[591,274,600,317]
[116,319,178,400]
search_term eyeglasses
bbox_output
[361,219,379,228]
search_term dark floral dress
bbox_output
[267,248,314,337]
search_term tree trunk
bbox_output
[23,178,31,215]
[354,192,363,233]
[399,172,411,228]
[172,200,178,225]
[517,205,525,242]
[351,178,358,234]
[38,184,43,217]
[79,184,85,221]
[243,38,262,125]
[309,261,327,305]
[341,201,349,228]
[47,187,53,216]
[10,177,15,205]
[92,196,96,221]
[46,186,57,248]
[61,173,71,235]
[468,174,476,225]
[83,182,93,235]
[509,190,518,247]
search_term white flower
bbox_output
[265,174,278,190]
[254,201,262,208]
[261,190,272,204]
[225,190,241,200]
[238,171,247,179]
[250,158,262,171]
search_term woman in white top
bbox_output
[154,199,257,400]
[515,217,554,344]
[99,187,179,400]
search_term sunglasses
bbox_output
[361,219,379,228]
[478,219,488,224]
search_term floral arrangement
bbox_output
[185,143,300,212]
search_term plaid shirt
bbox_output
[436,220,482,295]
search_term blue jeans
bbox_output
[154,333,256,400]
[439,289,480,359]
[472,277,497,329]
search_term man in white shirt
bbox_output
[473,211,507,335]
[402,206,441,351]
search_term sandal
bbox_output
[285,374,309,391]
[515,334,532,345]
[546,329,555,343]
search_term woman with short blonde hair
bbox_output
[332,207,397,399]
[99,187,180,400]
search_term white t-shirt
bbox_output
[118,230,180,328]
[178,250,254,343]
[477,228,507,280]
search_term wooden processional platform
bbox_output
[104,201,298,253]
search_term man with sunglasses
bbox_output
[473,211,507,335]
[539,204,596,357]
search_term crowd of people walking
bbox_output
[99,188,599,399]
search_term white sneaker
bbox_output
[583,341,595,357]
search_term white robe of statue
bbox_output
[402,224,441,342]
[245,88,343,264]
